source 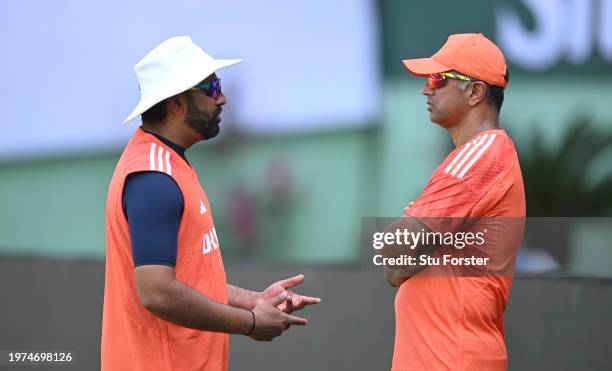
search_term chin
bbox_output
[203,126,220,140]
[429,113,441,124]
[429,116,452,129]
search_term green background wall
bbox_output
[1,0,611,270]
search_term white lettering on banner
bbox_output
[202,228,219,255]
[495,0,611,70]
[566,0,592,64]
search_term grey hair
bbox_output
[457,80,470,90]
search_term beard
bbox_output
[185,93,222,140]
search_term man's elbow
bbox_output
[139,293,165,314]
[135,264,177,314]
[386,277,406,288]
[138,288,171,314]
[135,276,177,315]
[384,268,409,287]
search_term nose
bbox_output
[421,81,434,96]
[216,92,227,105]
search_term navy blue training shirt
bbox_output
[122,128,189,267]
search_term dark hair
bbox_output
[485,69,509,113]
[141,98,168,124]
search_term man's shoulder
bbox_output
[120,129,176,176]
[437,130,516,183]
[123,171,183,215]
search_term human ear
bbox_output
[167,95,186,117]
[468,82,487,107]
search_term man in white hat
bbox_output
[101,36,320,371]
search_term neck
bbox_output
[141,120,200,149]
[447,109,499,147]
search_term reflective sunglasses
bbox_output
[427,72,474,89]
[190,79,222,98]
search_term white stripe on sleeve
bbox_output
[450,134,489,176]
[445,142,472,174]
[458,134,497,179]
[149,143,157,171]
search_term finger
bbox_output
[293,294,321,307]
[285,314,308,326]
[276,274,305,289]
[267,292,288,307]
[284,292,295,313]
[299,295,321,305]
[307,297,322,305]
[291,297,305,311]
[404,202,415,213]
[289,296,302,311]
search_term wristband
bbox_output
[246,310,256,336]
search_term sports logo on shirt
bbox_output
[200,200,207,215]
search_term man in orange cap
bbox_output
[384,33,525,370]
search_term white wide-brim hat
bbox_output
[123,36,242,124]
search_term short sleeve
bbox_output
[122,171,184,267]
[406,133,514,230]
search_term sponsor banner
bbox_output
[381,0,612,77]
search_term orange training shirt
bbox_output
[102,128,229,371]
[392,129,526,371]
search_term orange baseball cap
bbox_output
[402,33,508,88]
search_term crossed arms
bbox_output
[382,216,437,287]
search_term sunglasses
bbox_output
[427,72,474,89]
[190,79,222,98]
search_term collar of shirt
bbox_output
[140,127,188,163]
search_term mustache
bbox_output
[215,106,222,117]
